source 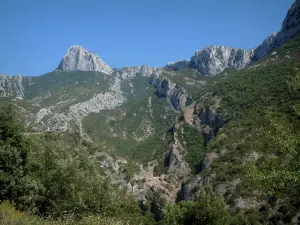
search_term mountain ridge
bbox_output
[1,1,299,78]
[166,0,300,75]
[0,1,300,224]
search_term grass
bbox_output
[0,202,136,225]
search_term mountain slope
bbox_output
[0,1,299,223]
[173,34,300,224]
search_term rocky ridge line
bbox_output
[166,0,300,75]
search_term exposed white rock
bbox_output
[189,46,253,75]
[148,96,153,118]
[117,65,156,79]
[164,46,253,76]
[68,88,125,119]
[36,107,54,123]
[56,45,113,74]
[166,60,190,71]
[132,119,155,142]
[0,74,31,98]
[33,76,126,132]
[252,33,279,60]
[98,153,120,172]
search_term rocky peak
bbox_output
[253,0,300,60]
[56,45,113,74]
[189,46,253,75]
[281,0,300,34]
[164,46,253,76]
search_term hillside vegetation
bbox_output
[0,105,155,224]
[163,35,300,224]
[1,19,300,225]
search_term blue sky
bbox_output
[0,0,294,76]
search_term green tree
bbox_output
[0,105,29,202]
[0,106,153,224]
[246,112,300,195]
[246,68,300,196]
[164,186,230,225]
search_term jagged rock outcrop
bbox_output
[164,47,253,76]
[165,60,190,71]
[0,74,31,99]
[56,45,113,74]
[197,106,224,144]
[117,65,156,79]
[252,32,279,61]
[176,151,219,202]
[165,125,191,180]
[177,175,203,201]
[189,46,253,75]
[183,103,224,144]
[253,0,300,60]
[150,73,192,111]
[116,65,192,111]
[281,0,300,39]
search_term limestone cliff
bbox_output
[56,45,113,74]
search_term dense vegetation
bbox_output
[1,35,300,225]
[164,35,300,224]
[0,105,154,224]
[164,186,249,225]
[178,123,206,173]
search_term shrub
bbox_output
[164,186,230,225]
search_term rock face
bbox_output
[165,60,190,71]
[177,175,203,201]
[117,65,156,79]
[164,47,253,76]
[56,45,113,74]
[253,0,300,60]
[150,72,192,111]
[165,124,191,180]
[116,65,192,111]
[0,74,31,99]
[189,46,253,76]
[252,32,279,61]
[197,106,224,144]
[183,103,224,144]
[281,0,300,40]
